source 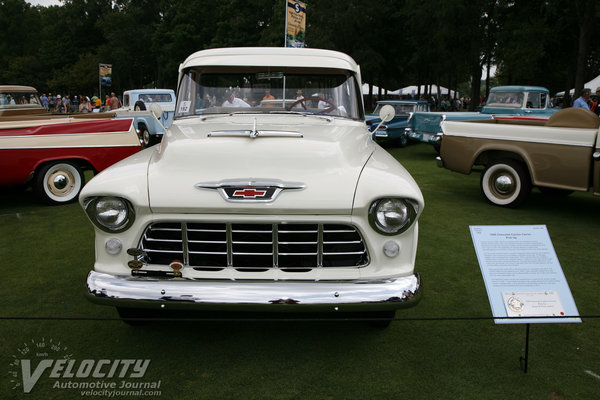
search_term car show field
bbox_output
[1,143,598,400]
[3,1,599,399]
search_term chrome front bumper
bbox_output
[86,270,421,312]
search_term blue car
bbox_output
[406,86,559,149]
[366,100,430,147]
[115,89,176,147]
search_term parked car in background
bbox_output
[436,107,600,207]
[117,89,176,146]
[366,100,429,147]
[0,85,141,204]
[406,86,558,149]
[82,47,424,325]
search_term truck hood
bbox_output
[147,115,374,214]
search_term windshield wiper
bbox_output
[267,110,333,122]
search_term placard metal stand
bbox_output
[519,323,531,373]
[470,225,581,373]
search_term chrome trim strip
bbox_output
[86,270,421,311]
[273,223,279,269]
[182,222,189,266]
[196,179,306,190]
[0,130,135,139]
[208,130,303,138]
[0,144,140,150]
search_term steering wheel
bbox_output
[287,96,337,113]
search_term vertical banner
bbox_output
[285,0,307,47]
[99,64,112,87]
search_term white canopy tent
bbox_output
[362,83,386,95]
[361,83,457,98]
[556,74,600,96]
[398,84,457,98]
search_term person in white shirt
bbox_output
[222,91,250,107]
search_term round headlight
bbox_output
[369,198,417,235]
[85,196,135,233]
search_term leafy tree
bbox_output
[0,0,42,86]
[1,0,598,106]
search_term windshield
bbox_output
[486,91,525,108]
[374,103,417,114]
[175,67,363,120]
[0,91,42,109]
[137,93,173,103]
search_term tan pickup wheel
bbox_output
[34,162,85,204]
[481,159,531,207]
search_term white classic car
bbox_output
[81,47,424,323]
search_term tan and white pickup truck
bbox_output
[436,108,600,207]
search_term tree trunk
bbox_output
[574,0,595,96]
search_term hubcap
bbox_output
[53,174,68,190]
[48,170,74,196]
[493,174,514,195]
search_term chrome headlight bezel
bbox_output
[368,198,419,236]
[84,196,135,233]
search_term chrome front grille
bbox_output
[139,222,369,272]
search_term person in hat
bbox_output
[55,95,63,113]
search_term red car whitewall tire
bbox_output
[34,161,85,204]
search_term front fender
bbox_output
[353,146,424,215]
[79,146,155,208]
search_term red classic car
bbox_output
[0,86,141,204]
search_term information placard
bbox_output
[470,225,580,324]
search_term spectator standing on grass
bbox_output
[48,93,55,110]
[110,92,121,109]
[55,95,63,113]
[590,87,600,116]
[41,93,48,109]
[79,97,91,113]
[573,88,591,110]
[62,95,71,113]
[72,95,79,112]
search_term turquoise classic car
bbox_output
[366,100,430,147]
[405,86,559,149]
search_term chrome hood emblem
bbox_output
[195,179,306,202]
[208,118,302,139]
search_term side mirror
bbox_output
[149,102,164,121]
[379,104,395,122]
[149,102,167,131]
[372,104,395,134]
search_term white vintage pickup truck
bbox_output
[81,47,424,324]
[437,107,600,207]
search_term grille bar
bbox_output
[139,222,368,272]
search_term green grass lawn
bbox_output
[1,143,598,400]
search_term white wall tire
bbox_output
[34,162,85,204]
[480,159,531,207]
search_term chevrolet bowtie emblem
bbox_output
[195,179,306,202]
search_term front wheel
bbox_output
[34,161,85,204]
[480,159,531,207]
